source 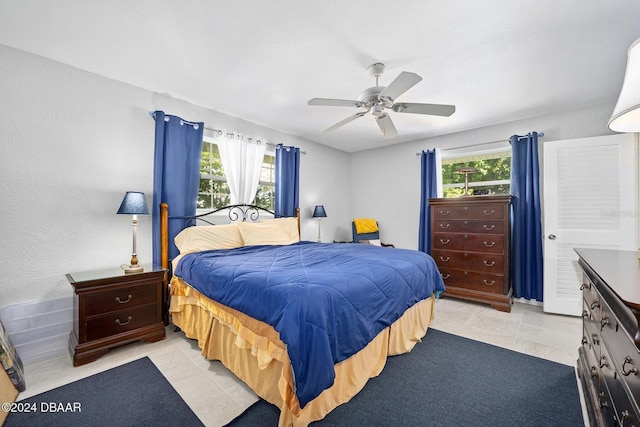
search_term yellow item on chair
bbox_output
[353,218,379,234]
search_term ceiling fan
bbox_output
[308,63,455,137]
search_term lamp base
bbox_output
[121,264,144,274]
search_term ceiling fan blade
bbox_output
[308,98,363,108]
[322,111,368,133]
[393,102,456,117]
[376,113,398,138]
[378,72,422,102]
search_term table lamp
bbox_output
[117,191,150,273]
[313,205,327,243]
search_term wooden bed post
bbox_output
[160,203,169,325]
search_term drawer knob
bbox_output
[483,260,496,267]
[590,366,598,378]
[580,283,589,290]
[483,280,495,286]
[591,333,600,346]
[441,273,450,280]
[483,241,496,248]
[582,310,589,319]
[600,316,610,331]
[439,210,450,216]
[483,209,495,216]
[115,316,133,326]
[116,294,133,304]
[439,223,450,229]
[622,356,638,376]
[439,239,451,245]
[483,225,495,231]
[581,336,588,345]
[590,300,600,310]
[440,256,450,262]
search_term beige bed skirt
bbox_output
[169,276,436,426]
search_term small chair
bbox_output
[352,218,395,247]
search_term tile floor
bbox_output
[14,297,587,426]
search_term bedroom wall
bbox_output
[348,102,619,250]
[0,44,350,308]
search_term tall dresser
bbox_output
[576,248,640,427]
[429,195,512,312]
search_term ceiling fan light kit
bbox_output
[308,63,455,137]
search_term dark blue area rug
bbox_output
[4,356,204,427]
[227,329,584,426]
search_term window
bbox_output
[441,149,511,197]
[198,138,275,210]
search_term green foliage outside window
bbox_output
[441,153,511,197]
[198,141,275,211]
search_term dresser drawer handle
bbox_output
[439,210,450,216]
[590,366,598,378]
[622,356,638,376]
[483,280,495,286]
[591,333,599,346]
[439,256,450,262]
[441,273,450,280]
[115,316,133,326]
[483,225,496,231]
[600,316,610,331]
[483,261,495,267]
[439,239,451,245]
[116,294,133,304]
[483,241,496,248]
[580,283,589,290]
[483,209,495,216]
[582,310,589,319]
[581,336,588,345]
[590,300,600,310]
[599,355,609,369]
[439,223,450,229]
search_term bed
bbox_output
[160,203,445,426]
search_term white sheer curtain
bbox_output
[216,133,266,205]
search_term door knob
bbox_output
[548,234,556,240]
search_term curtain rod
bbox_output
[415,132,544,156]
[204,126,307,155]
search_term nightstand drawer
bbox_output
[85,284,157,315]
[85,304,158,342]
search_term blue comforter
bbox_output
[175,241,445,408]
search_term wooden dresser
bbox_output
[576,248,640,426]
[429,195,512,312]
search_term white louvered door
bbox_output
[543,133,638,315]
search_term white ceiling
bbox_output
[1,1,639,153]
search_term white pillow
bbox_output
[368,239,382,246]
[238,218,299,245]
[174,224,244,254]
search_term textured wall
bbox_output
[0,45,350,308]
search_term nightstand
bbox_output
[67,265,166,366]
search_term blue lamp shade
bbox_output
[117,192,150,215]
[313,205,327,218]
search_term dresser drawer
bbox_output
[432,250,504,273]
[85,304,158,342]
[433,233,504,253]
[439,268,505,294]
[85,284,158,316]
[432,204,505,220]
[434,219,505,234]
